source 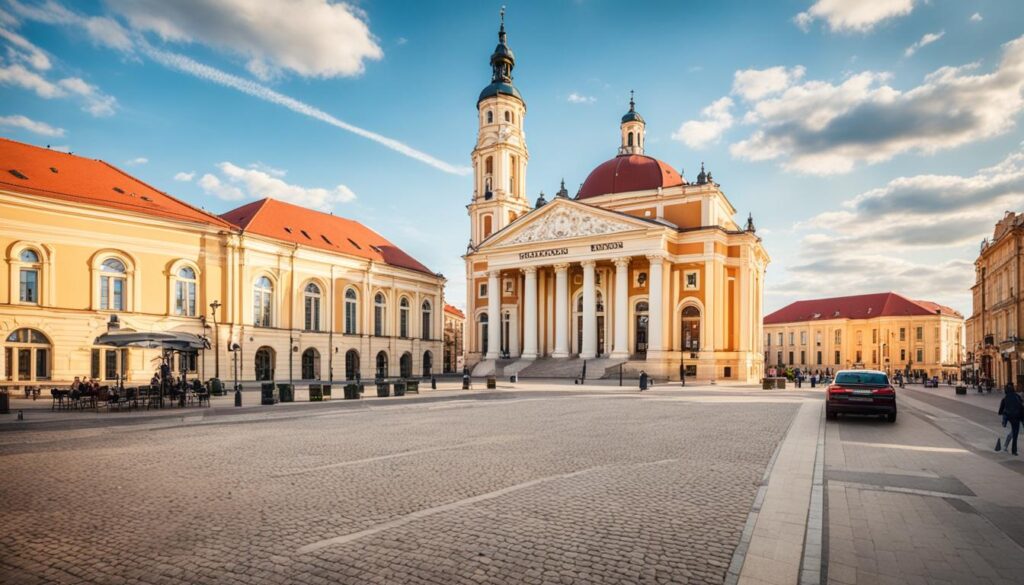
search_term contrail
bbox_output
[145,47,470,176]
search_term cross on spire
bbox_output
[629,89,635,111]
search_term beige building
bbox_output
[0,138,445,387]
[463,19,769,382]
[966,211,1024,387]
[443,304,465,373]
[764,292,963,378]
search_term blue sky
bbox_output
[2,0,1023,315]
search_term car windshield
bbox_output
[835,372,889,386]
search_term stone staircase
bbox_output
[516,357,629,380]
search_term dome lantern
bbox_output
[618,90,645,156]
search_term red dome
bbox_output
[577,154,683,199]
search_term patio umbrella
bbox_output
[93,330,210,351]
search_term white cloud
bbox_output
[0,62,62,97]
[726,35,1024,175]
[970,13,983,23]
[732,66,806,101]
[0,23,51,69]
[7,0,133,50]
[248,162,286,177]
[125,157,148,165]
[105,0,382,79]
[173,171,195,181]
[672,97,734,149]
[904,30,944,57]
[773,151,1024,310]
[145,47,469,175]
[795,0,916,33]
[57,76,117,116]
[198,172,245,201]
[198,161,356,211]
[0,114,64,136]
[567,92,596,104]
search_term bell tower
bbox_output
[618,91,645,156]
[468,8,531,248]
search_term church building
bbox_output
[464,15,770,382]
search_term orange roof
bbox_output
[765,292,963,325]
[444,304,465,318]
[221,198,435,275]
[0,137,232,228]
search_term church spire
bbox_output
[618,91,645,155]
[478,7,523,107]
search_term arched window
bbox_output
[173,266,197,316]
[399,297,410,338]
[486,110,493,124]
[344,288,358,334]
[253,276,273,327]
[422,351,433,377]
[421,300,432,340]
[628,132,634,146]
[376,350,388,379]
[4,328,51,381]
[304,283,322,331]
[485,156,493,175]
[301,347,320,380]
[400,352,413,378]
[374,292,387,336]
[254,346,274,380]
[509,155,517,194]
[345,349,360,380]
[99,258,127,311]
[504,110,510,122]
[681,305,701,351]
[18,248,41,304]
[483,214,493,238]
[479,312,489,354]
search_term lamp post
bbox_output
[209,300,221,380]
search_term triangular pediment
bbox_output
[483,199,653,249]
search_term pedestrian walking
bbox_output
[639,370,649,392]
[998,382,1023,456]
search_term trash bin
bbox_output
[955,385,967,395]
[376,381,391,397]
[487,376,497,389]
[394,380,407,397]
[762,378,774,390]
[322,384,332,400]
[462,375,470,390]
[407,380,419,394]
[209,378,224,396]
[277,383,294,403]
[309,384,323,401]
[344,383,360,399]
[510,374,518,383]
[260,382,279,405]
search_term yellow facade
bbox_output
[1,168,445,387]
[764,308,963,377]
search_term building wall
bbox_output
[763,314,964,376]
[0,192,445,386]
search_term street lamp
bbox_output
[209,300,221,380]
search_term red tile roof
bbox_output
[444,304,465,318]
[220,198,435,275]
[764,292,963,325]
[578,154,683,199]
[0,137,232,228]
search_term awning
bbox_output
[94,330,210,351]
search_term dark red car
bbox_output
[826,369,897,422]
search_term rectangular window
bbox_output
[816,351,822,365]
[835,350,840,364]
[766,333,771,346]
[800,332,807,345]
[175,281,196,316]
[800,350,806,364]
[872,329,877,344]
[3,348,11,381]
[479,283,487,298]
[856,350,862,363]
[35,348,49,380]
[374,307,383,336]
[788,333,794,346]
[113,279,124,310]
[345,302,357,334]
[91,349,100,379]
[684,270,699,290]
[777,333,783,346]
[899,328,906,341]
[916,327,923,341]
[872,350,877,363]
[788,351,794,365]
[935,347,941,363]
[916,348,924,362]
[900,349,906,361]
[777,351,783,365]
[19,269,38,303]
[105,349,118,380]
[834,330,841,345]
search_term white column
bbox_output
[553,263,570,358]
[581,260,597,359]
[704,258,715,352]
[486,270,500,360]
[612,258,630,358]
[509,307,520,357]
[648,254,665,352]
[522,266,538,359]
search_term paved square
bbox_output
[0,393,798,584]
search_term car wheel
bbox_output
[886,412,897,423]
[826,410,837,420]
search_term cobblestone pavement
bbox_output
[0,392,798,584]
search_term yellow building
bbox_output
[966,211,1024,387]
[443,304,465,374]
[0,138,445,387]
[463,20,770,382]
[763,292,963,378]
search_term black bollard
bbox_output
[234,386,242,407]
[17,410,23,421]
[431,376,437,390]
